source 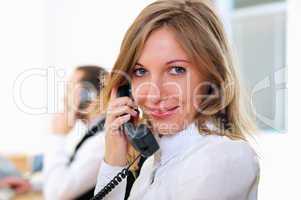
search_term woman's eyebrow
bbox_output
[135,62,144,67]
[135,59,190,67]
[166,59,190,65]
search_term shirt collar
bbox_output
[155,122,202,165]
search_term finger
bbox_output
[110,97,138,109]
[109,105,138,118]
[109,114,131,133]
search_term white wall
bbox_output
[0,0,45,155]
[256,0,301,199]
[231,2,287,131]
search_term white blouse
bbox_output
[43,118,106,200]
[95,123,260,200]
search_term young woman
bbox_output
[95,0,259,199]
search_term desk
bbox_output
[7,155,43,200]
[14,192,42,200]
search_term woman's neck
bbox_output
[155,121,196,137]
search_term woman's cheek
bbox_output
[132,85,146,105]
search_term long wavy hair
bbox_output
[102,0,256,167]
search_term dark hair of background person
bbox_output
[76,65,108,95]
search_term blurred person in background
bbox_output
[43,65,108,200]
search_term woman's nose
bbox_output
[146,78,164,104]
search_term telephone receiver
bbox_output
[91,84,159,200]
[117,84,159,158]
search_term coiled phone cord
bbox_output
[91,154,141,200]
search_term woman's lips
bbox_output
[147,106,179,119]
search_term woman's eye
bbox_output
[133,67,147,77]
[169,66,186,75]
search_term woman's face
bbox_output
[131,27,204,135]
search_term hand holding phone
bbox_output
[103,86,139,166]
[117,84,159,158]
[93,84,159,200]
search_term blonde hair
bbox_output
[102,0,256,167]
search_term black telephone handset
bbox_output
[91,84,159,200]
[117,84,159,158]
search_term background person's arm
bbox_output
[43,132,105,200]
[0,177,31,194]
